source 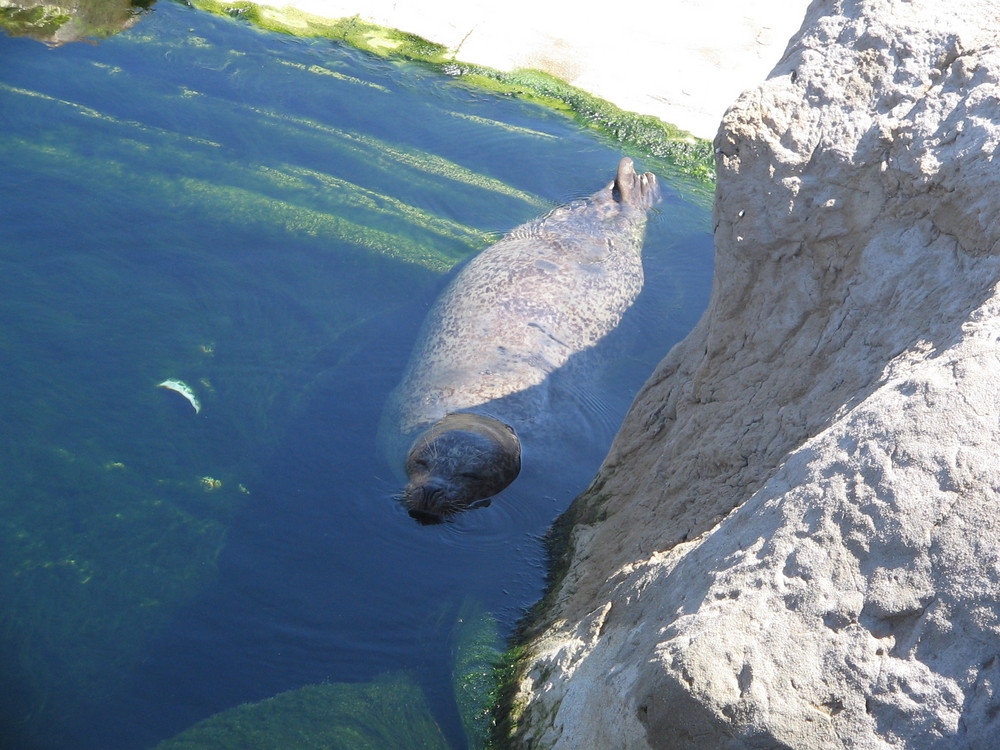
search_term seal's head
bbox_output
[402,412,521,524]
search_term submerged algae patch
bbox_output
[150,605,505,750]
[153,673,450,750]
[451,600,505,750]
[238,105,548,209]
[0,444,240,743]
[275,58,391,91]
[0,81,225,147]
[0,71,539,271]
[271,164,492,249]
[0,130,485,272]
[167,175,465,267]
[448,110,559,141]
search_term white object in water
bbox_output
[157,379,201,414]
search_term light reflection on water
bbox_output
[0,3,713,748]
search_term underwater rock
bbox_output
[153,602,502,749]
[503,0,1000,748]
[0,0,153,46]
[451,600,504,750]
[152,673,449,750]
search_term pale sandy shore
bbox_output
[255,0,811,139]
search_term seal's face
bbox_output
[402,413,521,524]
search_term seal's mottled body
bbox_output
[382,158,660,521]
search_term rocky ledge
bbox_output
[503,0,1000,747]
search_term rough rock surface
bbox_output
[506,0,1000,747]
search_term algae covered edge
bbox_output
[187,0,715,182]
[187,0,452,61]
[446,65,715,181]
[489,476,612,747]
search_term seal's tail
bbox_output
[612,157,661,209]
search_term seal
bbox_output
[382,157,660,522]
[402,413,521,524]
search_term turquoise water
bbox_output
[0,3,713,748]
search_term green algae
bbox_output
[486,644,529,748]
[192,0,451,63]
[448,66,716,182]
[275,58,392,92]
[148,604,506,750]
[486,479,613,748]
[153,673,451,749]
[2,26,546,271]
[236,105,548,210]
[0,442,242,742]
[0,81,225,147]
[1,55,549,270]
[1,132,484,271]
[0,82,505,271]
[451,601,505,749]
[446,111,558,140]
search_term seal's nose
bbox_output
[403,482,447,522]
[408,507,445,525]
[414,483,445,509]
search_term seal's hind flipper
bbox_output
[612,157,661,209]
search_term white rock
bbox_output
[507,0,1000,747]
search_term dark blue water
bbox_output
[0,3,713,748]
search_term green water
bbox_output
[0,3,713,748]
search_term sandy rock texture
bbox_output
[261,0,807,139]
[505,0,1000,747]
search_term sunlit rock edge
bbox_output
[502,0,1000,747]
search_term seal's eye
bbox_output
[458,472,481,480]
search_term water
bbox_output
[0,3,713,748]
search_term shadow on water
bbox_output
[0,2,713,748]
